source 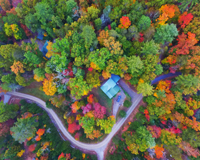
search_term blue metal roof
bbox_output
[100,79,116,93]
[111,74,120,83]
[100,75,121,99]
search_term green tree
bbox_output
[155,64,163,75]
[86,70,101,88]
[96,116,116,134]
[79,116,95,135]
[182,128,200,148]
[141,40,160,56]
[0,101,19,123]
[33,68,45,78]
[2,13,19,25]
[15,74,31,87]
[23,51,43,67]
[88,48,111,71]
[87,6,100,20]
[127,56,143,75]
[94,18,102,30]
[71,44,85,58]
[81,25,97,50]
[137,83,154,96]
[137,15,151,31]
[10,116,39,144]
[119,110,126,118]
[25,13,40,33]
[45,52,69,73]
[125,126,155,154]
[0,43,23,70]
[1,73,16,84]
[68,76,92,99]
[154,24,178,44]
[51,15,63,28]
[52,37,70,55]
[175,75,200,95]
[34,1,54,26]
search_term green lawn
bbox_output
[91,87,113,114]
[18,82,51,102]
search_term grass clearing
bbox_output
[18,82,51,102]
[91,87,113,114]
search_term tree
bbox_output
[178,12,193,29]
[154,145,164,159]
[34,1,54,26]
[0,0,11,11]
[10,116,39,144]
[0,43,23,70]
[96,116,116,134]
[160,129,182,146]
[43,76,57,96]
[94,103,106,119]
[0,119,14,137]
[52,37,70,55]
[68,122,81,134]
[10,61,25,75]
[79,115,95,135]
[156,4,177,25]
[182,128,200,148]
[15,74,31,87]
[87,6,100,20]
[178,0,199,12]
[69,76,92,99]
[137,83,154,96]
[25,13,40,33]
[154,24,178,44]
[97,30,109,45]
[86,70,101,88]
[24,51,43,67]
[33,68,45,80]
[81,25,97,51]
[103,37,123,56]
[0,101,19,123]
[119,16,131,29]
[94,18,102,30]
[1,73,16,84]
[146,0,174,8]
[179,141,200,158]
[119,110,126,118]
[141,40,160,56]
[88,48,111,71]
[125,126,155,154]
[127,55,143,75]
[137,15,151,31]
[175,74,200,95]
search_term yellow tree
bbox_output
[10,61,25,75]
[42,76,57,96]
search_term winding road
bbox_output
[3,73,180,160]
[3,80,142,160]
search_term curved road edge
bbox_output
[6,91,143,159]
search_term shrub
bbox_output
[124,100,131,108]
[119,110,126,118]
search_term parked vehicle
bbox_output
[117,95,121,102]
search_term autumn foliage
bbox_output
[11,61,25,75]
[178,12,193,29]
[119,16,131,29]
[42,76,57,96]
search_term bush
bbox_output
[119,110,126,118]
[124,100,131,108]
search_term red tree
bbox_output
[68,122,81,134]
[94,103,106,119]
[178,12,193,29]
